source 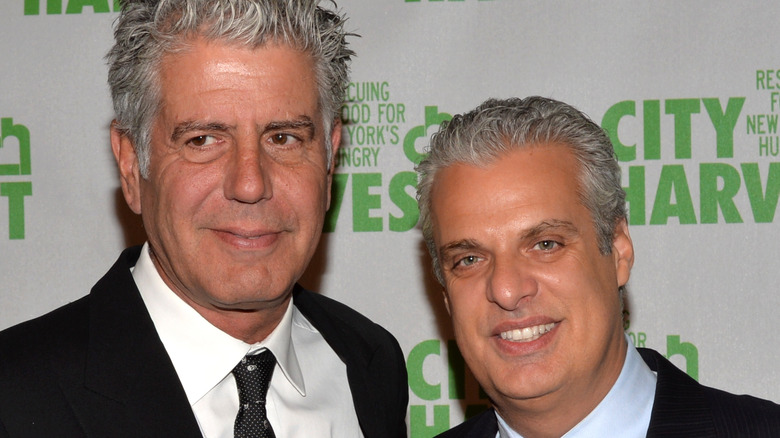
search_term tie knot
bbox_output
[239,350,276,370]
[233,350,276,390]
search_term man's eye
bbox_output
[455,255,480,268]
[270,133,299,146]
[188,135,217,147]
[535,240,560,251]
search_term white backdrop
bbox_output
[2,1,779,436]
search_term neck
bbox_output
[183,293,292,344]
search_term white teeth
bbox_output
[500,323,556,342]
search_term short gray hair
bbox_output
[107,0,354,177]
[416,96,626,284]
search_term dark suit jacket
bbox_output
[436,347,780,438]
[0,246,408,437]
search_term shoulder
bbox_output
[0,247,141,374]
[0,295,91,421]
[702,383,780,431]
[638,347,780,434]
[0,295,90,366]
[436,408,497,438]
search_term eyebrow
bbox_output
[437,219,579,257]
[522,219,579,241]
[438,239,481,260]
[170,121,234,142]
[264,116,316,140]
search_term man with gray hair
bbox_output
[0,1,407,437]
[416,96,780,437]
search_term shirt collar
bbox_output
[496,336,656,438]
[132,242,306,405]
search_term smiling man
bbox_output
[416,97,780,438]
[0,1,407,437]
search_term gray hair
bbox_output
[107,0,354,177]
[416,96,626,284]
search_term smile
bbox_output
[499,323,556,342]
[212,228,282,249]
[232,232,268,239]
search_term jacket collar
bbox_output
[638,347,717,437]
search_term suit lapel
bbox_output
[639,348,717,438]
[435,408,498,438]
[74,247,202,436]
[465,409,499,438]
[292,286,390,437]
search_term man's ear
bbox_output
[110,122,143,215]
[612,219,634,288]
[442,287,452,316]
[328,119,341,176]
[325,119,341,209]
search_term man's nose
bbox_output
[486,257,539,311]
[224,144,272,204]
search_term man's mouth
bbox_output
[212,228,282,249]
[232,233,266,239]
[499,323,556,342]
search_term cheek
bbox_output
[448,289,485,336]
[584,261,622,309]
[162,181,206,215]
[542,255,613,301]
[145,166,219,227]
[450,308,493,386]
[286,173,330,217]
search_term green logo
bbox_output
[402,106,451,165]
[627,332,699,381]
[0,118,33,239]
[601,96,780,225]
[23,0,119,15]
[406,339,488,437]
[625,314,699,380]
[323,83,451,233]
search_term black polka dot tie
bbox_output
[232,350,277,438]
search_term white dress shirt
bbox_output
[132,243,363,438]
[496,336,657,438]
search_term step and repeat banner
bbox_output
[1,1,778,436]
